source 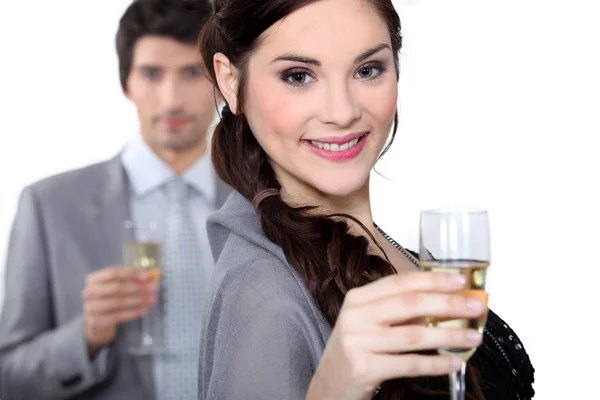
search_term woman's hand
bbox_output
[306,271,485,400]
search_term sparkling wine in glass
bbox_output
[123,219,163,355]
[419,209,491,400]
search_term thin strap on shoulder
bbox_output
[373,223,419,266]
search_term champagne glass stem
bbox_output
[450,361,467,400]
[140,313,153,347]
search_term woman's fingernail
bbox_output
[466,330,483,343]
[467,298,484,312]
[448,274,466,286]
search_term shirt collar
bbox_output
[182,149,216,202]
[121,136,215,202]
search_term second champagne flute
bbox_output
[123,219,163,355]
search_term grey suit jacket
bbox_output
[0,155,230,400]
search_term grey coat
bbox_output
[200,191,332,399]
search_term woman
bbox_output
[197,0,535,398]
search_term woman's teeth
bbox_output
[310,137,360,152]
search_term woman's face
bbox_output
[242,0,398,199]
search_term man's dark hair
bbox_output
[116,0,211,91]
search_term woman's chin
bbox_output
[311,174,370,199]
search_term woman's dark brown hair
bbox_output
[199,0,485,398]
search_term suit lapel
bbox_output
[89,155,156,398]
[88,157,128,270]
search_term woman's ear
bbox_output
[213,53,240,114]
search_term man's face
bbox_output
[126,35,215,153]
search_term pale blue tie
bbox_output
[156,179,203,400]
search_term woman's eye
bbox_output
[356,66,381,79]
[287,72,313,86]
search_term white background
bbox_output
[1,1,599,398]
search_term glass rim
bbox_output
[420,207,488,216]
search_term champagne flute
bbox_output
[123,219,163,355]
[419,209,490,400]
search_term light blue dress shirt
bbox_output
[121,136,217,291]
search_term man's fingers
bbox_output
[86,266,147,284]
[87,306,150,329]
[85,294,156,314]
[83,281,156,300]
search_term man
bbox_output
[0,0,227,399]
